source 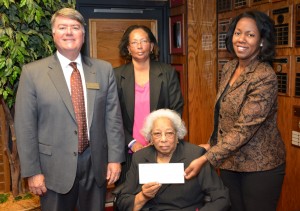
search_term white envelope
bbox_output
[139,163,185,184]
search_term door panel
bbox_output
[89,19,157,67]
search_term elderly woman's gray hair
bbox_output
[141,109,187,141]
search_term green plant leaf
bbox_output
[23,193,33,199]
[2,0,10,9]
[6,58,13,68]
[14,195,22,201]
[20,0,26,7]
[2,90,8,100]
[3,40,13,50]
[0,193,9,204]
[12,66,21,81]
[0,13,9,26]
[4,27,13,38]
[0,57,6,69]
[0,34,10,42]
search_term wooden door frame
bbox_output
[77,2,170,63]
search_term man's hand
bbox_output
[184,156,208,180]
[28,174,47,196]
[107,163,121,185]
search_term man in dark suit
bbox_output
[15,8,125,211]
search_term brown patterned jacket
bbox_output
[206,58,286,172]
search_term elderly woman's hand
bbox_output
[134,182,162,211]
[131,141,145,152]
[141,182,162,199]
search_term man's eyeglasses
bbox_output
[152,131,175,140]
[129,39,150,47]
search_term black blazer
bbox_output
[114,61,184,146]
[117,141,230,211]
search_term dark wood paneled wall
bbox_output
[186,0,217,145]
[169,0,217,144]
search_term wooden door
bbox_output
[89,19,157,68]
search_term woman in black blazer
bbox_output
[116,109,230,211]
[114,25,184,184]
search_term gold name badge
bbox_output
[86,82,100,90]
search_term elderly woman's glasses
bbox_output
[129,39,150,47]
[152,131,175,140]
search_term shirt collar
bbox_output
[56,51,82,69]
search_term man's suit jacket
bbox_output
[117,141,230,211]
[114,61,184,146]
[15,54,125,194]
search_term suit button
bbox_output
[74,130,77,135]
[74,152,77,156]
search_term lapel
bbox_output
[216,59,259,102]
[47,54,76,121]
[149,61,163,111]
[227,59,260,96]
[169,141,185,163]
[215,59,238,102]
[82,56,96,129]
[120,63,135,123]
[120,61,163,122]
[47,54,96,128]
[143,146,158,163]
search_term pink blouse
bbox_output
[133,82,150,146]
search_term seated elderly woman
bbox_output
[116,109,230,211]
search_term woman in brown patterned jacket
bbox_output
[184,10,286,211]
